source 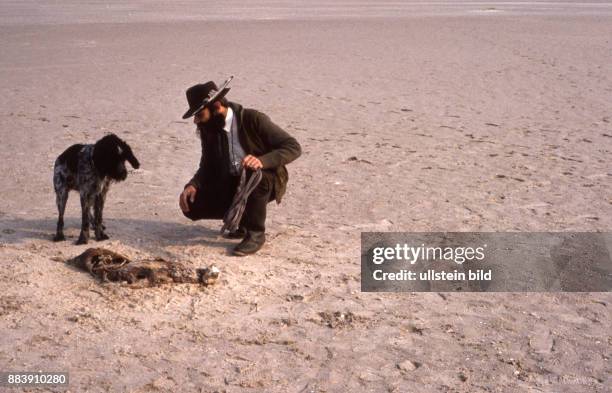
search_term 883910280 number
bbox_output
[1,372,69,386]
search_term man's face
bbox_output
[195,101,226,130]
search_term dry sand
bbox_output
[1,1,611,392]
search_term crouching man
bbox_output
[179,78,301,256]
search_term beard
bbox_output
[198,111,226,133]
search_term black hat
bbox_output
[182,76,233,119]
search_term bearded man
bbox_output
[179,78,301,256]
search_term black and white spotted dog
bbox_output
[53,133,140,244]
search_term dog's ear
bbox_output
[92,134,118,176]
[119,140,140,169]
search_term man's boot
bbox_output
[233,231,265,256]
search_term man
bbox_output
[179,78,301,256]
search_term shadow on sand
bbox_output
[0,217,236,252]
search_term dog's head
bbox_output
[92,133,140,181]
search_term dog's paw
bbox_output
[53,234,66,242]
[76,236,89,245]
[96,233,110,241]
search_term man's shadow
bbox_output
[0,217,236,253]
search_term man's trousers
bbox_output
[182,169,275,233]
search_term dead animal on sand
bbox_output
[67,248,219,286]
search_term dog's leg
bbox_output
[76,192,94,245]
[94,188,109,241]
[88,210,95,231]
[53,188,69,241]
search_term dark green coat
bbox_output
[187,102,301,203]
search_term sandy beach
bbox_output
[1,1,611,392]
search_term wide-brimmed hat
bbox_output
[182,76,233,119]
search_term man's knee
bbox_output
[182,199,227,220]
[182,209,198,221]
[182,203,201,221]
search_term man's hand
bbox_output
[242,154,263,170]
[180,185,197,212]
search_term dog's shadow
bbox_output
[0,217,235,252]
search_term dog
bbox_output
[53,133,140,244]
